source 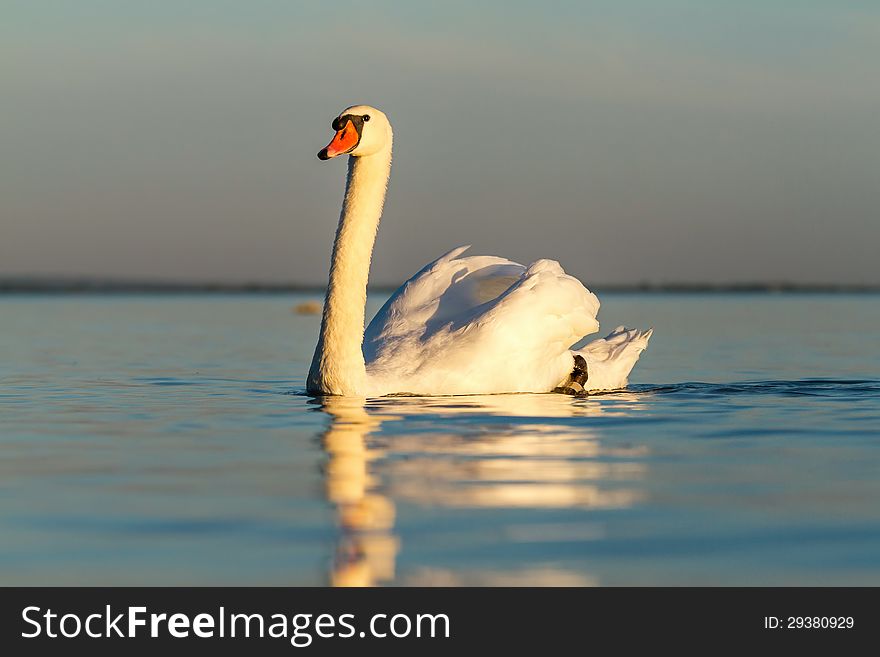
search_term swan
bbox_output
[307,105,652,397]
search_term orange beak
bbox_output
[318,119,360,160]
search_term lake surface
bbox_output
[1,294,878,585]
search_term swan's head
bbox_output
[318,105,391,160]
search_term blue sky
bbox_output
[2,1,878,284]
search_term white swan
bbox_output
[307,105,652,397]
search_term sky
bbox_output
[2,0,878,285]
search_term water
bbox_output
[1,294,878,585]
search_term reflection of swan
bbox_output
[320,397,398,587]
[307,105,652,397]
[317,393,649,586]
[376,402,647,511]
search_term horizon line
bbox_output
[1,276,878,295]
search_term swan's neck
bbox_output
[308,141,392,395]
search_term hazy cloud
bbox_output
[1,1,878,284]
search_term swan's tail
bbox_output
[572,326,653,392]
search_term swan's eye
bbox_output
[363,114,371,122]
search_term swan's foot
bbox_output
[553,355,589,395]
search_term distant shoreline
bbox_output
[1,279,878,295]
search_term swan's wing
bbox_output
[365,248,601,395]
[364,245,525,361]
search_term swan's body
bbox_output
[307,105,651,397]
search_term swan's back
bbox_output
[363,247,601,396]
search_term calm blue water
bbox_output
[1,294,878,585]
